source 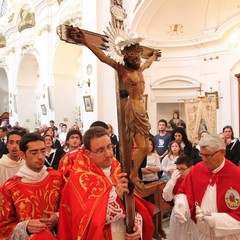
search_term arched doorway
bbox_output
[17,53,39,131]
[53,40,83,129]
[0,68,9,123]
[235,73,240,135]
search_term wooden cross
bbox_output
[57,0,160,234]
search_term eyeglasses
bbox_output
[90,144,114,155]
[199,150,219,159]
[176,167,189,172]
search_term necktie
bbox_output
[209,173,218,186]
[2,138,5,143]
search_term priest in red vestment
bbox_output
[0,133,64,240]
[175,134,240,239]
[57,126,154,240]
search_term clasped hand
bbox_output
[27,211,58,234]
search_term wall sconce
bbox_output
[78,78,91,88]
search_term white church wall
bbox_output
[1,0,240,136]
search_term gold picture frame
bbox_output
[83,95,93,112]
[41,104,47,115]
[142,94,148,110]
[205,91,219,109]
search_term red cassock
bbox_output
[0,169,64,240]
[178,159,240,222]
[57,147,154,240]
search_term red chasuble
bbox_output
[178,159,240,222]
[57,147,154,240]
[0,169,64,239]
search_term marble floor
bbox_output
[162,216,170,239]
[153,215,170,240]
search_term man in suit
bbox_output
[0,126,8,158]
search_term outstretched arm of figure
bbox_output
[69,28,119,70]
[141,50,160,71]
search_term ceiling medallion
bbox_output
[167,24,183,35]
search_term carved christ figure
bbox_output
[69,28,159,192]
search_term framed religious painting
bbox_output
[41,104,47,115]
[205,91,219,109]
[83,95,93,112]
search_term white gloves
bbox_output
[162,170,180,202]
[175,202,187,223]
[174,194,189,223]
[170,169,181,184]
[196,204,215,228]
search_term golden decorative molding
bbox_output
[57,0,63,4]
[18,8,36,32]
[7,47,15,55]
[0,61,7,68]
[0,34,6,48]
[37,24,51,36]
[21,44,34,55]
[167,23,183,35]
[63,16,82,27]
[8,13,14,23]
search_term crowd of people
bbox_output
[0,117,240,239]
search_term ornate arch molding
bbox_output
[235,73,240,135]
[150,76,200,103]
[151,75,200,89]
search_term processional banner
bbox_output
[184,97,217,145]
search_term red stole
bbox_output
[178,159,240,222]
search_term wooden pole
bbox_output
[110,0,135,233]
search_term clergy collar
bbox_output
[102,166,112,178]
[212,158,225,174]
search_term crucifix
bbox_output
[57,0,161,234]
[197,83,204,97]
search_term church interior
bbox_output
[0,0,240,139]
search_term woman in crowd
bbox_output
[222,125,240,165]
[161,140,183,182]
[44,127,61,150]
[141,137,161,183]
[171,127,192,156]
[44,134,63,169]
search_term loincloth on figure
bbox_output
[125,101,149,142]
